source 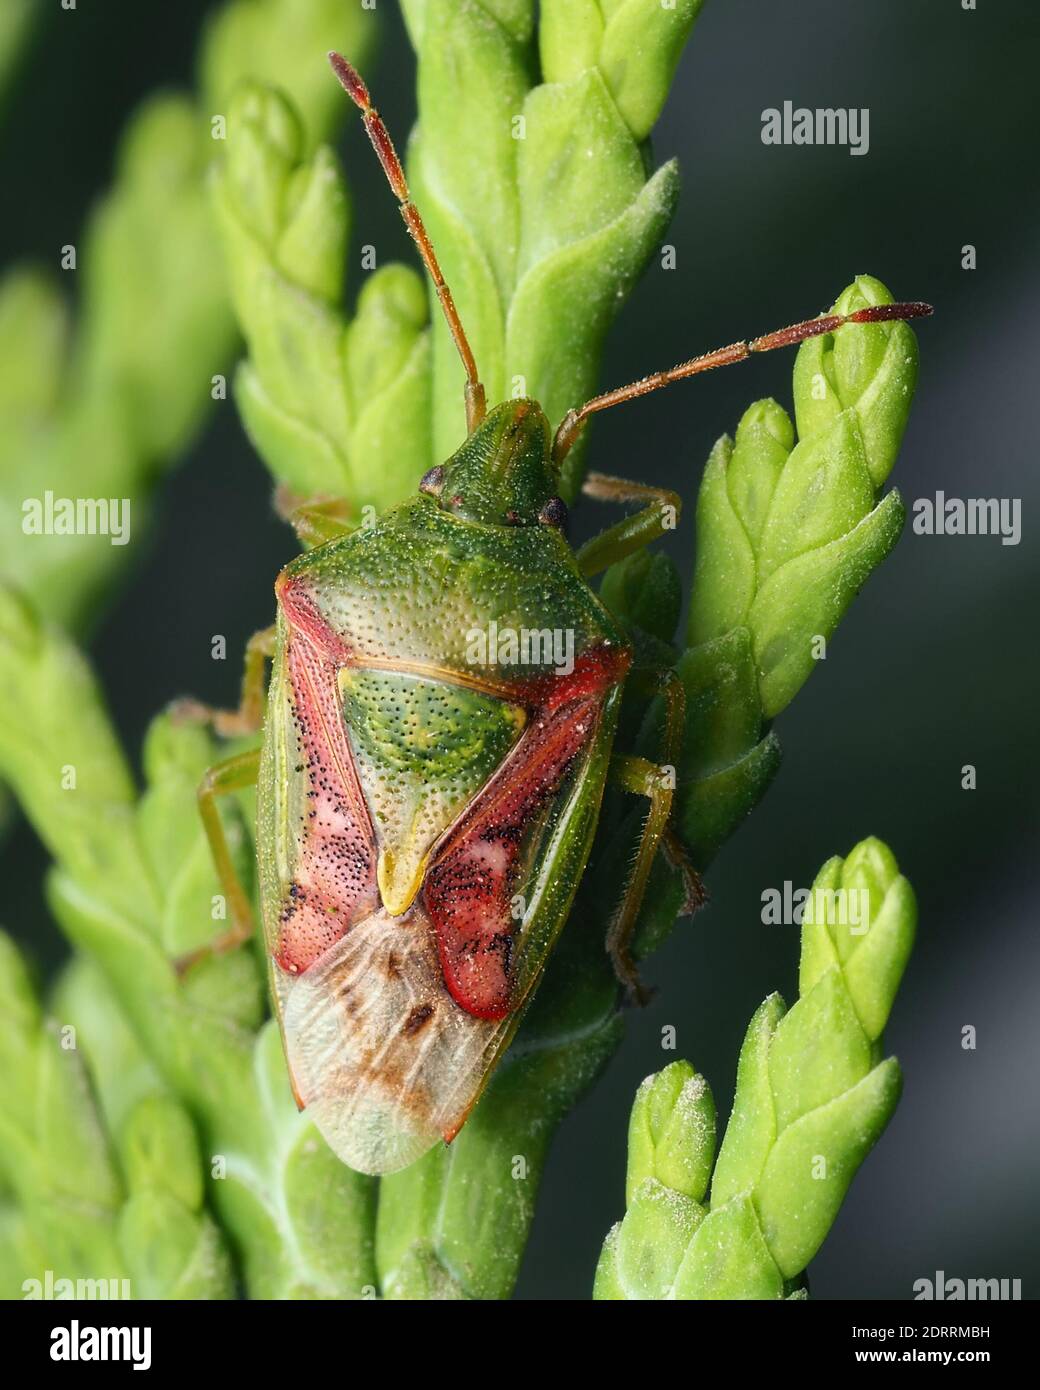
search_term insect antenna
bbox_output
[552,299,933,463]
[329,52,487,433]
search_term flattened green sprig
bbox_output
[212,84,432,510]
[679,275,921,863]
[347,0,707,1300]
[406,0,699,497]
[595,838,916,1299]
[0,590,377,1299]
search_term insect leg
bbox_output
[176,748,261,975]
[625,664,686,767]
[553,300,933,463]
[605,753,677,1003]
[575,472,681,577]
[275,487,355,548]
[173,625,276,736]
[619,666,707,915]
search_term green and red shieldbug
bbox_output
[181,53,932,1175]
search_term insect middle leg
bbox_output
[176,748,261,974]
[606,664,706,1000]
[173,624,275,736]
[606,754,680,1003]
[629,662,706,914]
[575,472,681,578]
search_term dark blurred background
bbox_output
[1,0,1037,1299]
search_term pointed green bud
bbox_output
[768,968,874,1131]
[754,1059,903,1278]
[627,1060,717,1204]
[755,409,876,583]
[799,838,916,1042]
[411,0,690,495]
[540,0,706,144]
[598,840,915,1297]
[793,275,920,489]
[214,83,431,506]
[682,275,922,838]
[725,398,796,548]
[750,488,905,717]
[344,266,432,510]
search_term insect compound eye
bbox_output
[538,496,568,530]
[419,464,446,497]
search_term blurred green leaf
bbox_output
[0,928,233,1295]
[0,592,376,1298]
[0,0,376,631]
[0,0,36,110]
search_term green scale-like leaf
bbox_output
[678,276,921,863]
[406,0,692,496]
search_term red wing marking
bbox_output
[423,646,630,1020]
[275,631,379,974]
[278,566,630,1017]
[526,643,632,711]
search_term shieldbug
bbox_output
[181,53,932,1175]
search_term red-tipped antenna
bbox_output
[552,300,934,462]
[329,52,486,433]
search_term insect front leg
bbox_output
[574,472,681,578]
[176,748,261,975]
[274,486,356,547]
[173,624,276,736]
